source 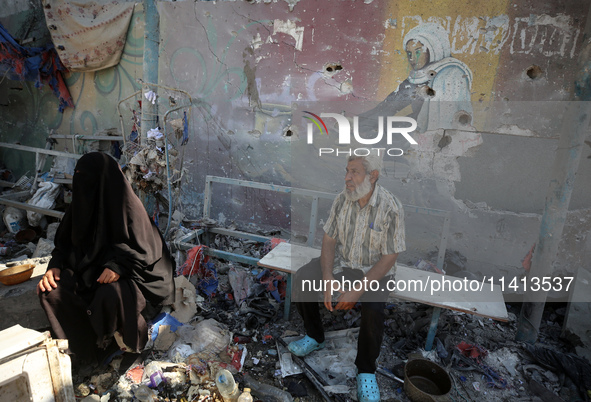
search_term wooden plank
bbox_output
[0,325,48,361]
[0,198,65,219]
[257,242,320,274]
[393,265,508,321]
[258,243,508,322]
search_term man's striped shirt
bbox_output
[323,184,406,275]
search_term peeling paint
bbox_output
[243,59,262,109]
[384,18,397,29]
[273,19,304,51]
[283,0,301,12]
[339,80,353,95]
[495,124,537,137]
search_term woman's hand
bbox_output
[37,268,61,294]
[97,268,120,284]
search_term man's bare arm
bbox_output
[363,253,398,284]
[334,253,398,310]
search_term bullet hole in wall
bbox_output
[526,65,543,80]
[323,63,343,78]
[426,86,436,97]
[326,64,342,73]
[458,112,471,126]
[282,126,297,140]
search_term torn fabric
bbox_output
[0,22,73,112]
[42,0,134,72]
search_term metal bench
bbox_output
[174,175,508,350]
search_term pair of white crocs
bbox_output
[287,335,380,402]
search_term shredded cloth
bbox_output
[42,0,134,72]
[0,22,73,112]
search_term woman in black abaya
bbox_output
[37,152,175,364]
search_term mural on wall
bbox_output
[0,0,588,275]
[368,22,474,132]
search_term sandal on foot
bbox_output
[357,373,380,402]
[287,335,325,357]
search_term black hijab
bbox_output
[49,152,175,305]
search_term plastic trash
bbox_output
[215,369,240,402]
[243,373,293,402]
[3,207,25,233]
[26,182,60,227]
[133,384,157,401]
[176,318,231,355]
[228,266,254,305]
[142,361,166,388]
[150,312,183,341]
[237,387,253,402]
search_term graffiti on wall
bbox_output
[398,14,580,58]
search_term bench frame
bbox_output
[174,176,461,350]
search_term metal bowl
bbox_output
[404,358,451,402]
[0,263,36,286]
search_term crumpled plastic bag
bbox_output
[27,182,61,226]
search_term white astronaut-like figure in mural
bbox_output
[403,22,473,131]
[361,22,473,134]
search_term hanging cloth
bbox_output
[0,22,73,112]
[42,0,134,72]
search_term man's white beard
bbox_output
[344,175,372,202]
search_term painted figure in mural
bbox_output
[37,152,176,368]
[361,22,473,133]
[289,154,406,402]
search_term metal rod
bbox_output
[0,198,65,219]
[516,101,591,343]
[0,143,82,159]
[49,134,124,141]
[376,367,404,384]
[163,102,193,238]
[140,0,159,144]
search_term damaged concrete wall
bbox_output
[0,0,589,281]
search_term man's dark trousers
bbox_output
[293,257,390,374]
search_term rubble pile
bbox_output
[122,130,181,194]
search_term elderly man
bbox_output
[289,154,405,402]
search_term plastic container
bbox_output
[3,207,25,234]
[143,361,166,389]
[237,388,253,402]
[215,369,240,402]
[243,373,293,402]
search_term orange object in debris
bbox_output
[180,245,210,277]
[126,365,144,384]
[269,238,286,250]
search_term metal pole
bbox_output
[141,0,159,144]
[515,102,591,342]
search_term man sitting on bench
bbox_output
[289,154,406,402]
